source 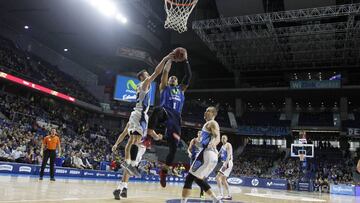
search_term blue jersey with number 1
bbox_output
[160,85,185,114]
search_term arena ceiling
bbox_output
[1,0,359,89]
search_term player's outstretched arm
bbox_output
[209,121,221,148]
[159,59,172,91]
[180,52,192,92]
[143,52,174,90]
[112,122,129,152]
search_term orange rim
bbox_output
[166,0,196,7]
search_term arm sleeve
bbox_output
[181,60,192,86]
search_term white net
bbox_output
[164,0,198,33]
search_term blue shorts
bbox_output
[164,107,182,144]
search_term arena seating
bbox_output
[0,36,99,106]
[298,112,333,127]
[237,112,290,126]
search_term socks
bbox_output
[131,161,137,167]
[116,182,128,190]
[125,159,131,165]
[116,182,124,190]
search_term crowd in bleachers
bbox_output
[0,89,122,170]
[0,36,99,105]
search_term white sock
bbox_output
[116,182,124,190]
[130,161,137,167]
[125,159,131,165]
[123,182,128,189]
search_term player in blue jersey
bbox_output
[216,135,233,200]
[181,107,222,203]
[121,52,174,176]
[187,131,205,198]
[147,48,192,187]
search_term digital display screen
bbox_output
[113,75,156,105]
[0,71,76,102]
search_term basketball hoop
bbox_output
[164,0,198,33]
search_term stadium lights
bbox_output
[115,14,127,24]
[64,48,69,52]
[24,25,29,29]
[87,0,127,24]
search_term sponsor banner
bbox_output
[0,71,75,102]
[206,176,287,190]
[298,181,312,192]
[290,80,341,89]
[348,128,360,136]
[238,126,290,136]
[0,162,287,189]
[330,184,356,196]
[0,164,14,172]
[356,186,360,196]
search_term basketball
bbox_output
[173,47,187,62]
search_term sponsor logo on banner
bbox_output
[207,176,216,182]
[96,173,105,177]
[170,177,174,181]
[69,170,81,175]
[19,166,32,173]
[251,179,259,187]
[348,128,360,136]
[227,177,243,185]
[175,178,179,181]
[0,164,13,171]
[331,184,355,195]
[267,181,286,187]
[84,172,95,176]
[55,169,68,174]
[107,174,116,177]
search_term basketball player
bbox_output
[181,107,222,203]
[112,122,160,200]
[147,48,192,187]
[216,135,233,200]
[187,131,205,198]
[121,52,174,176]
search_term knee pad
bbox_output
[130,145,138,161]
[183,173,196,189]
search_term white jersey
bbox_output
[128,82,151,137]
[133,82,151,114]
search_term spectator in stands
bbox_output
[73,152,86,169]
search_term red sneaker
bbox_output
[159,169,168,188]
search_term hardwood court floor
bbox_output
[0,175,357,203]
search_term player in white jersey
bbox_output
[111,122,161,200]
[216,135,233,200]
[121,52,174,176]
[181,107,222,203]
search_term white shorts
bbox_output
[219,160,233,177]
[128,110,148,137]
[189,148,218,179]
[135,144,146,165]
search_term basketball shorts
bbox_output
[164,107,182,144]
[128,110,148,138]
[189,148,218,180]
[219,160,233,177]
